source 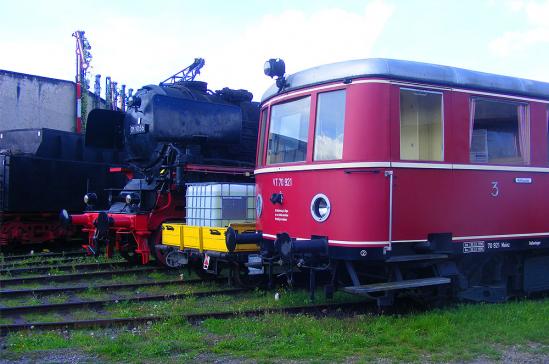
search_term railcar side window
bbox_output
[314,90,346,160]
[267,97,311,164]
[400,89,443,161]
[256,109,268,166]
[469,98,529,164]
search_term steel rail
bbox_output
[0,277,225,297]
[1,251,85,262]
[0,266,167,285]
[2,257,102,269]
[0,287,247,315]
[0,261,130,275]
[0,301,368,335]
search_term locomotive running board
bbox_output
[342,277,451,295]
[385,254,448,263]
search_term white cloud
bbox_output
[489,0,549,57]
[0,1,395,101]
[198,0,395,99]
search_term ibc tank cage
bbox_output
[185,183,255,227]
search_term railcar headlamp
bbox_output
[83,193,97,206]
[310,194,331,222]
[264,58,285,78]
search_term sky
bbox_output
[2,0,549,101]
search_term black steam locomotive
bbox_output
[64,75,259,265]
[0,128,126,250]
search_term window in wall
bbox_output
[267,96,311,164]
[256,109,268,166]
[314,90,346,160]
[400,89,443,161]
[469,98,529,164]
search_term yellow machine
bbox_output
[161,222,258,253]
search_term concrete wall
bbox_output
[0,70,104,132]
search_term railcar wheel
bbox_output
[231,262,266,288]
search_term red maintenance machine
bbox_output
[230,58,549,305]
[62,60,259,265]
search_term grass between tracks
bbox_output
[3,297,549,363]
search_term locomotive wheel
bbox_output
[119,236,140,265]
[120,249,140,265]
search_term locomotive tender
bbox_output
[63,77,259,265]
[232,58,549,304]
[0,128,124,249]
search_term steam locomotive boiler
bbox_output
[62,71,259,265]
[0,128,125,250]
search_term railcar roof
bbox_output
[261,58,549,102]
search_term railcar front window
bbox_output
[469,98,529,164]
[267,97,311,164]
[400,89,443,161]
[314,90,346,160]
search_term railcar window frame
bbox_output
[313,89,347,161]
[399,87,444,162]
[266,96,312,165]
[256,108,269,166]
[469,97,530,165]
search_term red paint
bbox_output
[0,212,74,246]
[70,190,182,265]
[256,79,549,249]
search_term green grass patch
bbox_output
[45,293,71,304]
[0,316,14,325]
[1,295,41,307]
[67,309,106,321]
[76,288,112,301]
[21,312,65,323]
[103,289,362,319]
[202,298,549,362]
[7,318,206,363]
[5,299,549,363]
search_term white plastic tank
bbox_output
[185,183,255,227]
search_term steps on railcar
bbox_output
[343,277,451,295]
[386,254,448,263]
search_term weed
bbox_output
[21,312,65,323]
[1,295,41,307]
[76,288,112,301]
[45,293,70,304]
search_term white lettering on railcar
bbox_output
[515,177,532,184]
[463,241,485,253]
[490,182,499,197]
[274,208,289,222]
[529,241,541,246]
[273,177,293,187]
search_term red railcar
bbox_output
[247,58,549,304]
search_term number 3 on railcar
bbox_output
[235,58,549,306]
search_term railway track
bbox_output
[0,300,369,335]
[1,256,101,269]
[0,266,166,285]
[0,260,130,275]
[0,287,247,315]
[0,277,220,297]
[1,251,85,263]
